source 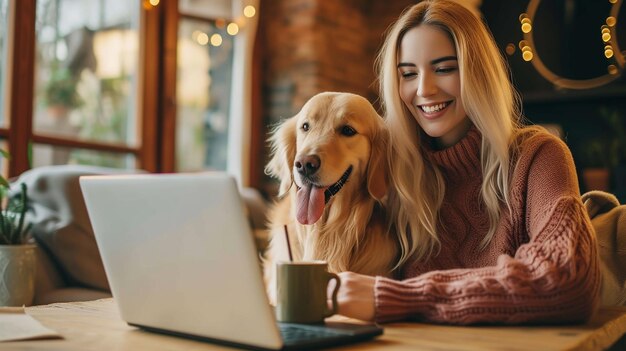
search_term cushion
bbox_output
[582,190,626,306]
[12,165,140,291]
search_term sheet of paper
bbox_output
[0,306,63,342]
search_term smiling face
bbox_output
[398,24,471,148]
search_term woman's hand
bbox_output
[329,271,376,321]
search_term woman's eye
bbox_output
[436,67,457,74]
[340,125,357,136]
[401,71,416,79]
[302,122,309,131]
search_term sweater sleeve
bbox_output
[375,135,601,325]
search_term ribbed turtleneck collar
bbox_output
[425,124,482,178]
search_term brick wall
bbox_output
[258,0,414,124]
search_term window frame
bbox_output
[1,0,262,186]
[2,0,162,177]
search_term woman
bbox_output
[335,0,600,324]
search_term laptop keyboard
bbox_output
[279,324,343,343]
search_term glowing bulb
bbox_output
[518,40,529,49]
[149,0,159,5]
[606,17,616,27]
[521,18,531,25]
[227,23,239,35]
[603,33,611,42]
[609,0,617,4]
[197,32,209,45]
[608,65,618,75]
[521,23,532,33]
[505,43,516,56]
[521,45,532,52]
[243,5,256,18]
[519,13,528,22]
[605,49,614,58]
[602,27,610,34]
[522,51,533,61]
[210,34,223,46]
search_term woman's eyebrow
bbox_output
[397,56,458,68]
[431,56,457,65]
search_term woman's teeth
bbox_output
[420,102,448,113]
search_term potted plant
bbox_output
[601,107,626,202]
[43,66,83,119]
[579,138,612,192]
[0,150,35,306]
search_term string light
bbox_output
[190,3,257,47]
[196,32,209,46]
[518,0,624,89]
[519,13,532,33]
[505,43,516,55]
[244,5,256,18]
[210,34,223,47]
[518,40,529,50]
[522,50,533,61]
[142,0,158,9]
[605,45,614,59]
[606,16,616,27]
[227,23,239,35]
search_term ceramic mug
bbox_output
[275,261,340,324]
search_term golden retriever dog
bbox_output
[263,92,398,301]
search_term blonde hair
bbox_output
[376,0,522,264]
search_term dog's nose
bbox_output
[295,155,320,176]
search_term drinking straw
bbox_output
[284,224,293,262]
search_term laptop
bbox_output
[79,172,383,350]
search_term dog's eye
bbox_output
[340,125,357,136]
[302,122,309,132]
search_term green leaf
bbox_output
[27,142,33,168]
[0,176,8,188]
[0,149,10,160]
[0,149,11,189]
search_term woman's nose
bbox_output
[417,73,437,97]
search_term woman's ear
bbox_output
[265,116,298,195]
[367,123,389,202]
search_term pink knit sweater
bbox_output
[375,126,600,324]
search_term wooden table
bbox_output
[4,299,626,350]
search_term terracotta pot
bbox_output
[0,244,36,306]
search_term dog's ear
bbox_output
[367,124,389,202]
[265,116,298,195]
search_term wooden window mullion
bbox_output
[159,0,179,173]
[8,0,36,177]
[138,3,161,173]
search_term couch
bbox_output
[11,165,269,305]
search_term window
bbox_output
[177,0,259,186]
[176,18,233,171]
[32,0,139,168]
[1,0,261,186]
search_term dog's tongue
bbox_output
[296,184,327,224]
